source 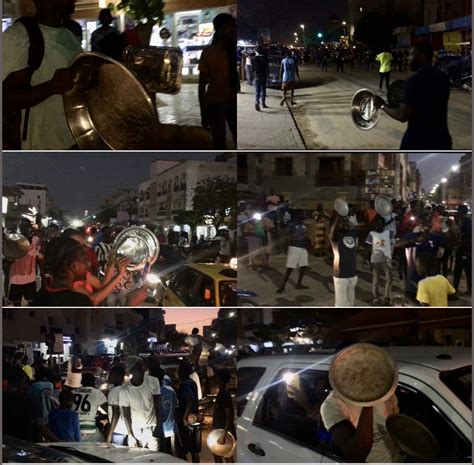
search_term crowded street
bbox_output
[238,64,471,150]
[3,308,237,463]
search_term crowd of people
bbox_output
[238,190,471,307]
[3,0,237,150]
[3,340,236,463]
[2,219,235,307]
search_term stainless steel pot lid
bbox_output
[351,88,382,130]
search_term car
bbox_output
[3,436,185,463]
[156,263,237,307]
[237,346,471,463]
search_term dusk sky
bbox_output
[163,308,218,335]
[239,0,347,43]
[3,152,216,215]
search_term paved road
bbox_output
[237,251,471,307]
[238,65,471,150]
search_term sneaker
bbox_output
[255,103,261,111]
[262,103,269,108]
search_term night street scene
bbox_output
[2,0,237,150]
[238,0,471,150]
[2,152,237,307]
[237,307,471,463]
[237,152,472,307]
[3,307,237,463]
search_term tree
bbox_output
[192,176,237,229]
[117,0,164,45]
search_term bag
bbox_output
[3,17,45,149]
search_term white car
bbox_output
[237,347,471,463]
[4,437,186,463]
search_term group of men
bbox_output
[239,193,471,307]
[3,343,236,462]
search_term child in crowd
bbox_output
[416,252,456,306]
[48,390,82,442]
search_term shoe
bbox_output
[255,103,261,111]
[291,101,297,105]
[276,287,285,293]
[295,284,309,290]
[372,297,383,305]
[262,103,269,108]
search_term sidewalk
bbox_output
[237,82,306,149]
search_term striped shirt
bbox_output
[95,242,112,267]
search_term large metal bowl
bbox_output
[122,45,183,94]
[375,195,393,217]
[207,429,236,458]
[3,233,30,261]
[334,198,349,217]
[351,88,382,130]
[329,343,398,407]
[112,227,159,272]
[63,52,158,150]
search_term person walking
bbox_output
[376,47,393,92]
[280,50,300,106]
[252,46,269,111]
[244,53,253,85]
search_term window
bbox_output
[275,157,293,176]
[396,384,471,462]
[168,268,201,306]
[194,275,216,306]
[439,366,472,409]
[219,280,237,306]
[253,368,338,459]
[237,367,266,416]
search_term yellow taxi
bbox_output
[157,263,237,307]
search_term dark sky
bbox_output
[239,0,347,43]
[408,153,465,191]
[3,152,217,215]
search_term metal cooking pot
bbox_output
[112,227,159,272]
[122,45,183,94]
[207,429,236,458]
[329,343,399,407]
[3,233,30,261]
[375,195,393,217]
[63,52,158,150]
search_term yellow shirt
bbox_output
[416,274,456,306]
[22,364,33,380]
[376,52,393,73]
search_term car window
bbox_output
[219,280,237,306]
[253,368,339,459]
[194,275,216,306]
[439,366,472,409]
[237,366,266,417]
[168,268,201,306]
[396,384,471,462]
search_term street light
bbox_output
[441,177,448,183]
[451,164,460,172]
[300,24,305,47]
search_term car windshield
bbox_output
[219,280,237,306]
[440,366,472,409]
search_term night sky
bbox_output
[3,152,217,215]
[238,0,347,43]
[408,153,465,191]
[163,308,218,335]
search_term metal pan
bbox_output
[334,198,349,217]
[351,88,382,130]
[329,343,399,407]
[63,52,158,150]
[207,429,236,458]
[375,195,393,217]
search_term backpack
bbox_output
[2,17,45,149]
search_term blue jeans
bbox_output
[255,79,266,105]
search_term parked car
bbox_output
[156,263,237,307]
[237,346,471,463]
[3,436,185,463]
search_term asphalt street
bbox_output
[237,250,471,307]
[237,64,471,150]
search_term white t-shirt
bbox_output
[190,371,202,401]
[72,386,108,435]
[321,392,403,463]
[119,374,161,428]
[107,385,128,435]
[366,230,392,262]
[3,22,82,150]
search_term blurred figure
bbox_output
[48,390,82,442]
[91,9,124,60]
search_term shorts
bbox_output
[282,81,296,90]
[9,282,36,302]
[286,246,308,269]
[135,426,159,451]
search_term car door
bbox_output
[163,267,201,306]
[239,362,337,463]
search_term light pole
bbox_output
[300,24,305,47]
